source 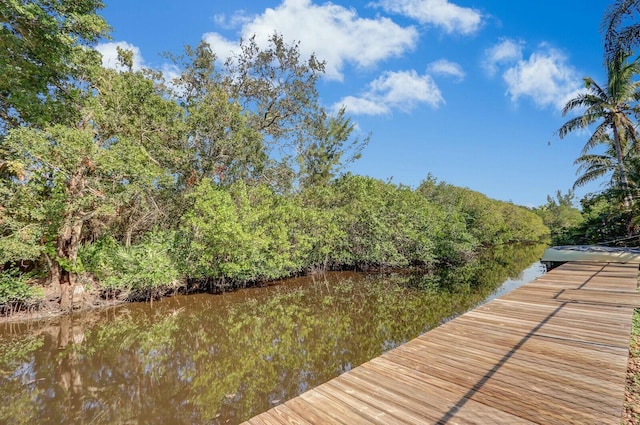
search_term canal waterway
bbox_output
[0,243,546,424]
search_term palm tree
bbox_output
[573,134,632,189]
[603,0,640,64]
[558,52,640,201]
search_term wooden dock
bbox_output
[244,261,640,424]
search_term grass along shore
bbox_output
[624,308,640,424]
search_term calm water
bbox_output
[0,244,546,424]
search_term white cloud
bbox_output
[427,59,465,81]
[213,10,252,30]
[95,41,146,71]
[338,96,391,115]
[502,46,583,110]
[335,70,444,116]
[372,0,483,34]
[203,0,418,80]
[483,38,524,76]
[202,32,241,59]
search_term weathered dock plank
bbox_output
[243,261,640,424]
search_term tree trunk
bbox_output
[54,219,84,311]
[46,254,60,287]
[612,126,634,208]
[53,165,88,311]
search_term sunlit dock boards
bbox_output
[243,262,640,424]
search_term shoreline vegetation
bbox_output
[0,2,548,320]
[0,174,550,322]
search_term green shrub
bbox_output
[0,270,43,315]
[181,180,315,285]
[80,232,182,301]
[325,175,454,268]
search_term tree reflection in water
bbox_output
[0,243,546,424]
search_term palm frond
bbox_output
[603,0,640,63]
[585,78,609,101]
[575,154,615,168]
[573,167,610,189]
[613,24,640,59]
[558,113,601,139]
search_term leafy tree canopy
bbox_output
[0,0,109,130]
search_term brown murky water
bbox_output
[0,244,546,424]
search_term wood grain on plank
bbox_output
[242,261,638,424]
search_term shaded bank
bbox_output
[0,243,545,425]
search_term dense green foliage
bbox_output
[79,232,182,300]
[0,0,109,130]
[0,3,548,314]
[532,191,583,245]
[418,176,549,248]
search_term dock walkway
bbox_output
[244,262,640,424]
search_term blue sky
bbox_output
[97,0,611,207]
